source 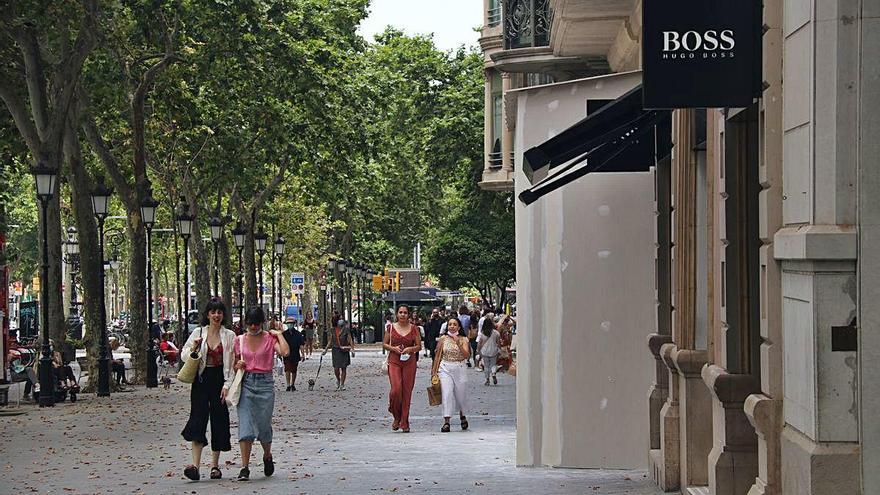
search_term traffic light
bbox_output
[372,274,383,291]
[393,272,400,292]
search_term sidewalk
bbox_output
[0,348,661,494]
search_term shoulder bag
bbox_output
[177,328,203,384]
[225,335,245,406]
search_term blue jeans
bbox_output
[237,372,275,443]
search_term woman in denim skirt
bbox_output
[233,306,290,481]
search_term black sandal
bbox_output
[441,422,451,433]
[460,415,469,431]
[184,465,200,481]
[264,456,275,477]
[210,467,222,479]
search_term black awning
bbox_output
[519,85,671,206]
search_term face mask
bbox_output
[448,327,459,336]
[247,325,263,336]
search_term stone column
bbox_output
[648,333,672,452]
[501,72,514,173]
[657,343,681,491]
[703,364,760,494]
[744,0,784,491]
[672,347,712,488]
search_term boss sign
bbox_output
[642,0,761,109]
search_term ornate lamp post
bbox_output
[274,234,286,320]
[231,223,247,328]
[62,227,80,330]
[90,177,113,397]
[30,162,57,407]
[207,213,224,296]
[345,262,355,325]
[254,230,268,311]
[325,258,337,347]
[176,200,194,337]
[140,186,160,388]
[336,258,348,324]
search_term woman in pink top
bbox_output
[232,306,289,481]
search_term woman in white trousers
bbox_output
[431,317,471,432]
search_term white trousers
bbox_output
[438,360,469,418]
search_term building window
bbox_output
[504,0,551,49]
[489,73,503,169]
[488,0,502,27]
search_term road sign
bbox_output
[290,272,305,294]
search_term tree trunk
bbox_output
[125,218,148,383]
[64,118,109,391]
[219,233,233,327]
[244,219,257,308]
[46,189,66,347]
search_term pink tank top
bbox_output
[234,333,277,373]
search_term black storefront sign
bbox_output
[642,0,762,109]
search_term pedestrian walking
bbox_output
[383,305,422,432]
[457,306,473,367]
[476,317,501,385]
[233,306,291,481]
[424,308,442,359]
[302,313,316,357]
[180,298,236,481]
[322,317,355,391]
[431,316,471,432]
[282,320,305,391]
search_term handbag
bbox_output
[177,328,203,384]
[427,374,442,406]
[508,359,517,377]
[225,369,245,406]
[225,335,246,406]
[381,355,389,375]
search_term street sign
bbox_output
[291,272,305,294]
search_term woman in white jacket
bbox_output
[180,298,237,481]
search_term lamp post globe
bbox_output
[140,186,160,388]
[30,162,57,407]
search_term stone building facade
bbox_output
[479,0,880,493]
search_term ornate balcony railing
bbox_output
[488,151,504,169]
[504,0,551,50]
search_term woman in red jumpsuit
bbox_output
[383,305,422,432]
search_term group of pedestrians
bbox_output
[177,297,513,482]
[180,298,290,482]
[383,303,515,433]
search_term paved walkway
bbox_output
[0,347,661,495]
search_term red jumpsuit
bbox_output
[388,326,419,430]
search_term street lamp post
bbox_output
[176,200,194,339]
[319,277,327,343]
[63,227,81,338]
[336,259,347,324]
[140,186,160,388]
[231,224,247,329]
[325,258,337,347]
[345,263,355,326]
[207,214,224,296]
[254,230,268,312]
[31,163,57,407]
[274,234,286,320]
[269,228,276,318]
[90,177,113,397]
